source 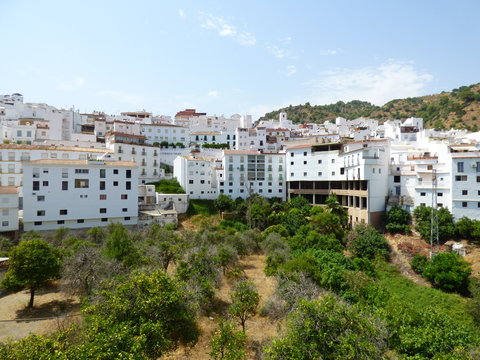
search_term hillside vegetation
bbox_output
[261,83,480,130]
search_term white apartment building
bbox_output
[0,144,113,192]
[286,139,390,226]
[0,187,19,233]
[107,142,164,183]
[173,155,218,199]
[217,150,286,200]
[23,159,138,231]
[141,123,189,146]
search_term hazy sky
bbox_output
[1,0,479,119]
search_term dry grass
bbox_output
[163,254,278,360]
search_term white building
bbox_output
[173,155,219,199]
[141,123,189,146]
[23,159,138,231]
[286,139,390,226]
[218,150,286,200]
[0,187,19,233]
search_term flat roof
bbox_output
[0,187,19,194]
[24,159,137,167]
[0,143,112,153]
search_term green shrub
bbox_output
[410,254,428,274]
[422,252,471,293]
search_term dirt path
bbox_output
[385,234,431,287]
[164,254,277,360]
[0,285,80,343]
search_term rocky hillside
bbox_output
[261,83,480,130]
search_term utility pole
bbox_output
[430,167,439,258]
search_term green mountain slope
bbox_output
[261,83,480,130]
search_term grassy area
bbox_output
[377,262,473,325]
[186,200,218,216]
[147,179,185,194]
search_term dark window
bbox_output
[57,220,65,224]
[114,169,119,175]
[113,181,118,186]
[42,181,49,186]
[59,209,67,215]
[438,192,443,197]
[126,181,131,190]
[125,169,131,178]
[463,190,468,195]
[340,168,345,175]
[420,192,426,196]
[462,202,468,208]
[77,219,84,223]
[34,221,42,226]
[100,169,106,178]
[457,162,464,173]
[456,175,467,181]
[200,180,205,184]
[122,208,128,212]
[101,218,108,222]
[100,181,105,190]
[37,195,45,201]
[121,194,128,199]
[37,210,45,216]
[394,176,400,183]
[303,152,307,156]
[303,161,307,165]
[62,181,68,190]
[189,180,194,184]
[100,194,107,200]
[100,208,107,214]
[124,217,131,221]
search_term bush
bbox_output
[348,225,390,260]
[410,254,428,274]
[413,205,455,242]
[422,252,471,293]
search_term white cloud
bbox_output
[199,12,255,46]
[237,32,256,46]
[76,77,86,86]
[307,59,433,105]
[324,48,343,55]
[279,36,292,45]
[208,90,219,97]
[266,45,290,59]
[178,9,185,19]
[286,65,297,76]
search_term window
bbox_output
[477,176,480,183]
[290,153,294,157]
[462,190,468,195]
[394,176,400,183]
[372,168,375,174]
[290,161,294,165]
[303,161,307,165]
[427,164,433,170]
[438,192,443,197]
[75,169,89,174]
[57,220,64,225]
[318,160,322,164]
[75,179,89,188]
[290,172,294,176]
[100,208,107,214]
[318,172,322,176]
[124,217,131,221]
[62,169,68,178]
[340,168,345,175]
[2,221,8,227]
[100,169,106,178]
[462,202,468,208]
[457,162,464,173]
[332,171,335,176]
[125,169,131,178]
[121,194,128,199]
[303,152,307,156]
[77,219,84,223]
[33,181,40,190]
[420,192,426,196]
[34,221,43,226]
[113,181,118,186]
[37,195,45,201]
[477,162,480,172]
[126,181,131,190]
[456,175,467,181]
[122,208,128,212]
[62,181,68,190]
[99,194,107,200]
[37,210,45,216]
[100,181,105,190]
[101,218,108,222]
[59,209,67,215]
[303,172,307,176]
[42,181,49,186]
[331,159,335,163]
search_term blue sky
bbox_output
[1,0,479,119]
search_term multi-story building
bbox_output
[286,139,389,226]
[141,123,189,146]
[217,150,286,200]
[173,155,218,199]
[0,187,19,233]
[22,159,138,231]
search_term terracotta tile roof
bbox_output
[24,159,137,167]
[0,143,112,153]
[0,187,19,194]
